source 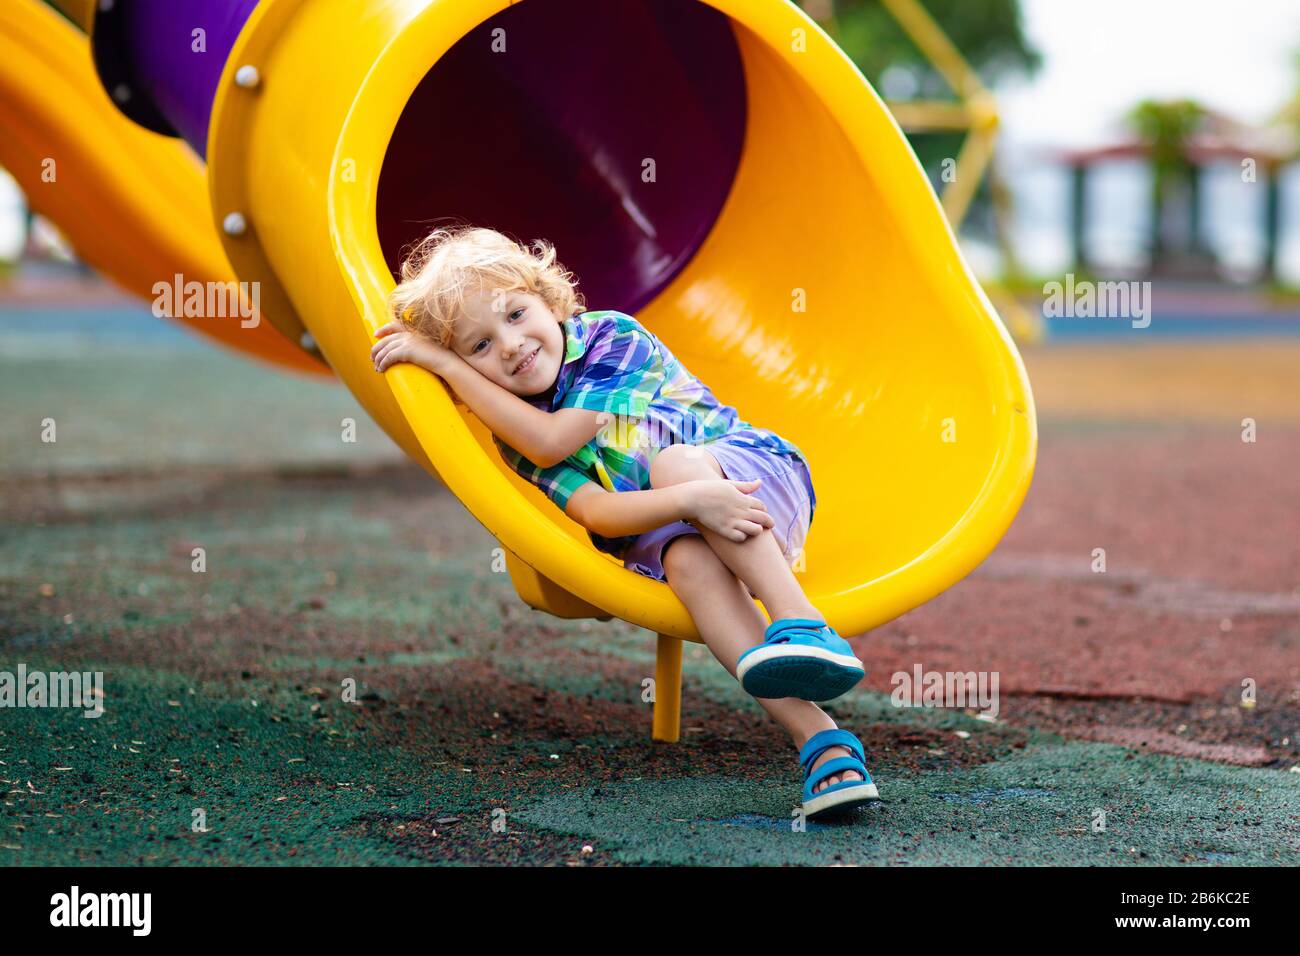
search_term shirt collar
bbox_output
[526,313,587,410]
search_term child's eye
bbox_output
[472,339,489,354]
[508,309,523,321]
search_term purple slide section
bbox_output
[92,0,259,156]
[375,0,747,315]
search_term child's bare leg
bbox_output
[661,535,862,793]
[651,447,821,622]
[697,522,821,623]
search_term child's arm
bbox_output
[567,477,774,543]
[439,359,605,467]
[566,483,693,538]
[371,323,603,467]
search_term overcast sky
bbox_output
[998,0,1300,150]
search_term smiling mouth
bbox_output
[513,347,539,375]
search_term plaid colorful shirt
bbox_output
[494,309,808,558]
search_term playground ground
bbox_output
[1,286,1298,866]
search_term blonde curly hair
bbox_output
[387,224,586,347]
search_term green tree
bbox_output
[1125,98,1206,258]
[809,0,1041,93]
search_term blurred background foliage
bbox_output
[808,0,1041,89]
[796,0,1041,230]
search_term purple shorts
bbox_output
[622,439,816,586]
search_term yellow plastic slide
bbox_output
[12,0,1035,742]
[0,0,324,376]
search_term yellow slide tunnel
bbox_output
[32,0,1037,737]
[212,0,1038,631]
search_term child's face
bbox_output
[452,288,565,397]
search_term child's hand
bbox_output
[371,321,457,376]
[683,478,775,543]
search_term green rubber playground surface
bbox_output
[2,307,1298,865]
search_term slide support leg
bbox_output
[652,633,683,743]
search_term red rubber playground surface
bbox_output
[1,305,1298,866]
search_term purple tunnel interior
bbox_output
[92,0,747,314]
[91,0,260,152]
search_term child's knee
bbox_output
[662,534,720,581]
[649,444,721,489]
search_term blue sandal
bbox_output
[800,728,880,819]
[736,618,865,701]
